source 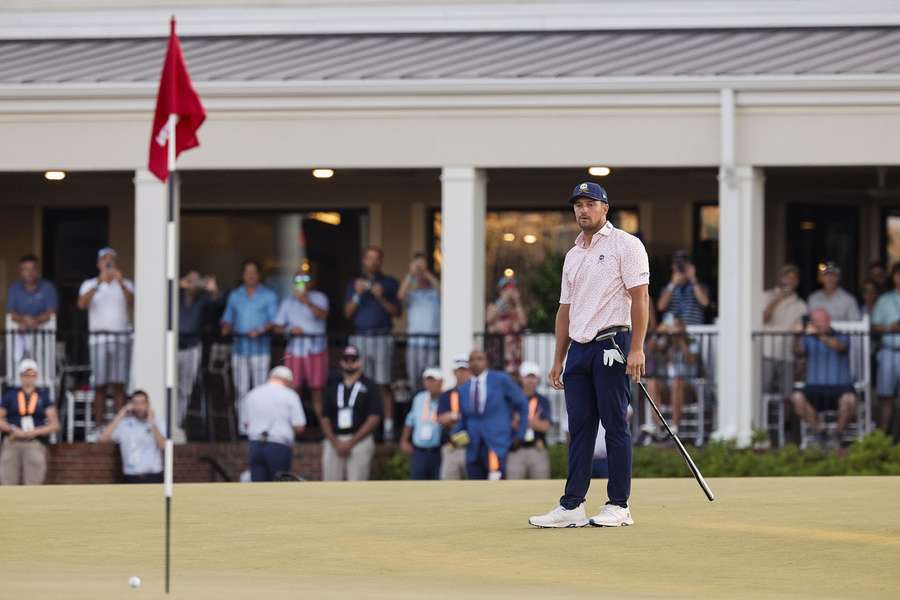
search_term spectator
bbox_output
[761,264,808,395]
[77,247,134,437]
[506,362,552,480]
[447,350,528,480]
[221,260,278,434]
[0,359,60,485]
[7,254,58,330]
[807,262,861,322]
[320,345,383,481]
[486,276,528,374]
[657,251,710,325]
[178,270,219,427]
[400,368,444,480]
[642,315,698,440]
[437,354,472,480]
[99,390,166,483]
[398,252,440,391]
[870,263,900,433]
[867,261,888,294]
[273,265,329,418]
[791,308,857,449]
[861,279,880,318]
[344,246,400,439]
[241,366,307,482]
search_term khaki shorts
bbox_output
[0,438,48,485]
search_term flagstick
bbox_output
[164,112,178,595]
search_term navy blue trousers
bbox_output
[410,447,442,480]
[561,334,632,509]
[249,441,293,482]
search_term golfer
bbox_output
[529,182,649,528]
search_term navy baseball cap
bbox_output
[569,182,609,204]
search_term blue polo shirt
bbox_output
[519,393,553,447]
[803,331,852,386]
[6,280,58,316]
[345,272,400,333]
[179,290,212,349]
[667,283,706,325]
[405,391,442,449]
[221,285,278,356]
[1,387,52,430]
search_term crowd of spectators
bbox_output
[3,240,900,485]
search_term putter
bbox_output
[597,330,716,502]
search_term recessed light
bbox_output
[588,166,611,177]
[523,234,537,244]
[312,169,334,179]
[44,170,66,181]
[502,233,516,242]
[503,268,515,278]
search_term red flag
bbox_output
[148,17,206,182]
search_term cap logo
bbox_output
[580,183,588,191]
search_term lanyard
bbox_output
[17,390,38,417]
[528,396,539,421]
[450,390,460,413]
[421,397,438,422]
[337,381,362,410]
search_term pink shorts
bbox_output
[284,351,329,390]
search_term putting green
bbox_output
[4,477,899,599]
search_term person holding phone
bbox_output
[656,250,709,326]
[77,247,134,438]
[0,359,60,485]
[761,264,808,397]
[99,390,166,483]
[273,264,329,417]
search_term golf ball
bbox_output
[128,576,141,589]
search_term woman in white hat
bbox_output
[0,358,60,484]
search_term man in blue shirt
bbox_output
[870,262,900,434]
[657,251,709,325]
[506,362,553,479]
[221,260,278,434]
[400,368,444,480]
[344,246,401,439]
[398,252,440,392]
[99,390,167,483]
[791,308,857,449]
[0,359,61,485]
[437,354,472,480]
[6,254,58,371]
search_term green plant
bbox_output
[523,252,566,332]
[373,449,410,480]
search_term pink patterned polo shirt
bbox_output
[559,220,650,343]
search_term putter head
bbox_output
[595,330,618,342]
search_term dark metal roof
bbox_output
[3,28,900,84]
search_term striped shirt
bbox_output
[802,332,851,386]
[665,283,707,325]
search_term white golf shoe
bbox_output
[589,504,634,527]
[528,503,589,528]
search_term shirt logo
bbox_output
[598,255,605,261]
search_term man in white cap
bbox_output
[77,246,134,437]
[241,365,307,482]
[506,362,553,479]
[0,359,61,485]
[437,354,471,480]
[400,367,444,480]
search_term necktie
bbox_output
[473,379,481,414]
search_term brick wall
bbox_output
[44,441,398,484]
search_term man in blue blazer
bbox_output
[453,350,529,479]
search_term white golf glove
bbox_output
[603,348,625,367]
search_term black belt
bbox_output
[593,325,631,342]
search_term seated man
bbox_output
[642,314,698,441]
[99,390,166,483]
[791,308,857,449]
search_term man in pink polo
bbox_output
[529,181,650,529]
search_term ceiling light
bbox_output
[588,166,611,177]
[503,268,515,278]
[308,212,341,226]
[523,234,537,244]
[502,233,516,242]
[44,170,66,181]
[312,169,334,179]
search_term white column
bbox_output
[716,165,764,447]
[133,169,184,441]
[440,167,487,381]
